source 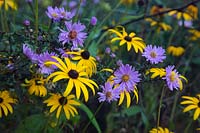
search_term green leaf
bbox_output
[121,14,144,21]
[15,114,46,133]
[112,106,141,117]
[79,103,101,133]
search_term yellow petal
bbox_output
[125,91,131,108]
[183,105,198,112]
[56,106,62,118]
[193,108,200,120]
[64,79,74,97]
[63,106,70,119]
[1,104,8,116]
[118,91,125,106]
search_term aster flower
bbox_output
[45,56,98,101]
[58,7,74,20]
[142,45,166,64]
[113,64,141,92]
[167,46,185,56]
[178,20,192,28]
[67,50,96,77]
[109,26,146,53]
[98,82,120,103]
[23,44,38,63]
[0,90,17,118]
[58,21,87,48]
[46,6,60,22]
[90,16,97,26]
[38,51,58,75]
[44,93,80,119]
[163,65,187,91]
[149,127,173,133]
[22,76,47,97]
[181,94,200,120]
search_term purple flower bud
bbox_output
[90,16,97,26]
[23,20,30,26]
[110,53,116,58]
[105,47,111,54]
[116,60,123,66]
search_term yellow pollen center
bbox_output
[169,71,176,82]
[150,51,157,58]
[106,92,112,99]
[52,13,58,18]
[122,74,129,82]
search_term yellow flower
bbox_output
[146,68,166,79]
[45,56,98,102]
[181,94,200,120]
[168,10,192,20]
[108,26,146,52]
[67,50,96,77]
[23,76,47,97]
[121,0,135,5]
[150,5,167,15]
[167,46,185,56]
[118,86,138,108]
[149,127,173,133]
[44,93,80,119]
[0,90,17,118]
[145,18,172,32]
[188,29,200,41]
[186,4,198,20]
[0,0,17,10]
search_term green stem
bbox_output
[184,119,193,133]
[167,24,179,46]
[169,92,179,123]
[74,0,82,22]
[157,85,165,128]
[83,102,104,132]
[35,0,39,45]
[0,10,5,31]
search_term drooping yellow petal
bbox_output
[125,91,131,108]
[56,106,62,118]
[63,79,74,96]
[118,91,125,106]
[193,108,200,120]
[183,105,198,112]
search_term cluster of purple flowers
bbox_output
[23,44,57,74]
[46,6,74,22]
[98,64,141,103]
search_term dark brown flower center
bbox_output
[68,30,77,39]
[124,36,132,42]
[68,69,79,79]
[81,51,90,59]
[106,92,112,99]
[198,101,200,108]
[59,97,68,105]
[0,98,3,103]
[35,79,43,85]
[122,74,129,82]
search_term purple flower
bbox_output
[23,20,30,26]
[98,82,120,103]
[56,48,70,58]
[163,65,181,91]
[142,45,166,64]
[105,47,111,54]
[23,44,38,63]
[58,7,74,20]
[110,53,116,58]
[58,21,87,48]
[90,16,97,26]
[46,6,60,22]
[38,52,58,74]
[116,60,123,66]
[113,64,141,92]
[178,20,192,28]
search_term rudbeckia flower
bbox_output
[149,127,173,133]
[118,86,139,108]
[181,94,200,120]
[188,29,200,41]
[45,56,98,101]
[44,93,80,119]
[185,4,198,20]
[0,0,17,10]
[150,5,167,15]
[23,76,47,97]
[108,26,146,53]
[167,46,185,56]
[145,18,172,32]
[67,50,96,77]
[146,68,166,79]
[0,90,17,118]
[168,10,192,20]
